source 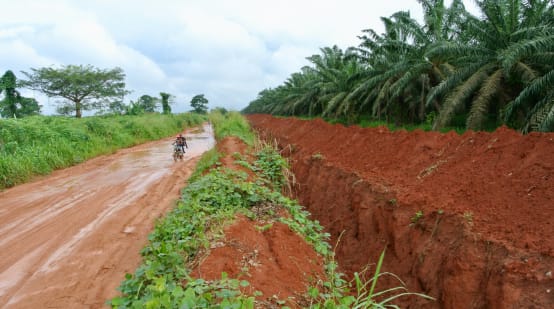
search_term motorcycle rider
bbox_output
[173,134,188,153]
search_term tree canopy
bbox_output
[243,0,554,132]
[160,92,172,114]
[190,94,208,114]
[135,94,159,113]
[20,64,128,118]
[0,70,41,118]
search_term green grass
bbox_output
[281,114,466,134]
[0,113,205,189]
[188,148,221,183]
[210,111,255,145]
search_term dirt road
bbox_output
[0,124,214,308]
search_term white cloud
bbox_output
[0,39,56,68]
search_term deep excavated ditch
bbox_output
[247,114,554,309]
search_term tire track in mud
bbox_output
[0,124,214,308]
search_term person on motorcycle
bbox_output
[173,134,188,153]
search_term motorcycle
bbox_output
[173,145,184,161]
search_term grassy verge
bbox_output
[187,148,221,183]
[288,115,466,134]
[209,111,255,145]
[0,113,205,189]
[110,112,432,308]
[356,119,466,134]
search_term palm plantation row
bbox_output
[243,0,554,132]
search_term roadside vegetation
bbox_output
[110,112,432,308]
[209,111,255,145]
[0,113,204,189]
[243,0,554,133]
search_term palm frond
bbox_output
[521,0,553,28]
[522,94,554,132]
[426,42,488,61]
[426,62,487,107]
[526,52,554,66]
[433,68,489,129]
[501,34,554,72]
[537,99,554,132]
[506,0,522,34]
[512,62,537,83]
[466,69,503,129]
[464,16,503,48]
[504,69,554,120]
[372,78,394,117]
[322,92,348,117]
[390,62,431,100]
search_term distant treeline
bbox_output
[243,0,554,132]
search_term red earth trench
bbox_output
[247,114,554,309]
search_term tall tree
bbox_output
[136,94,159,113]
[106,100,127,115]
[160,92,172,114]
[306,46,365,121]
[0,70,41,118]
[21,65,128,118]
[190,94,208,114]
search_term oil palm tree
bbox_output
[503,1,554,132]
[276,67,321,116]
[351,0,469,124]
[308,46,365,120]
[428,0,554,131]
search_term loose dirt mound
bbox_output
[248,114,554,308]
[192,214,324,307]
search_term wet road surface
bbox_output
[0,123,214,308]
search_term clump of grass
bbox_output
[253,143,289,191]
[463,211,473,223]
[188,148,221,183]
[313,248,435,308]
[311,152,324,160]
[209,111,255,145]
[410,210,424,225]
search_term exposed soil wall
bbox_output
[247,114,554,308]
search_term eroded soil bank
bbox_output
[248,114,554,308]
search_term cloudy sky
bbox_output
[0,0,479,114]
